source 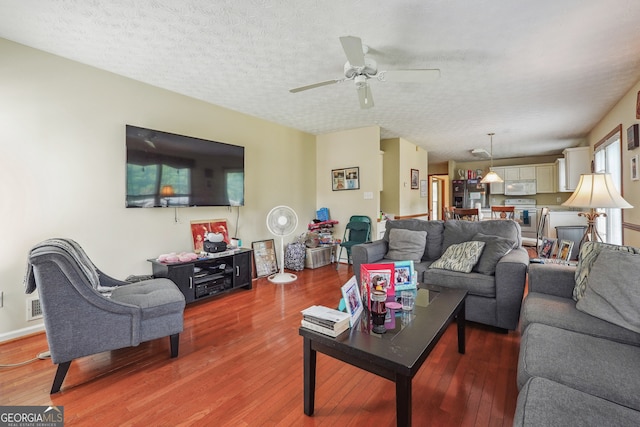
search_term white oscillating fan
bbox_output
[266,205,299,284]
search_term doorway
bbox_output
[429,175,449,220]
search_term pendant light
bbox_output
[480,133,503,184]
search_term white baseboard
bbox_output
[0,324,45,343]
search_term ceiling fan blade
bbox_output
[339,36,365,67]
[289,79,342,93]
[357,84,374,109]
[377,69,441,83]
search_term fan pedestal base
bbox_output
[268,272,297,284]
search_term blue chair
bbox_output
[337,220,371,268]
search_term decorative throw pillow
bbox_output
[471,233,515,275]
[576,250,640,333]
[573,242,640,301]
[429,241,485,273]
[385,228,427,262]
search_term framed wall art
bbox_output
[190,219,230,253]
[627,124,639,150]
[411,169,419,189]
[251,239,278,278]
[332,167,360,191]
[632,154,639,181]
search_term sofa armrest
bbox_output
[528,263,576,299]
[494,247,529,330]
[352,240,389,284]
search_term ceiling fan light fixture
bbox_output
[480,133,503,184]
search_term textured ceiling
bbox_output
[2,0,640,166]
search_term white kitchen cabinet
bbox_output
[489,167,505,194]
[536,164,555,193]
[504,167,519,181]
[562,147,591,191]
[504,166,535,181]
[555,158,569,192]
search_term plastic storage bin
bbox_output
[556,226,587,260]
[305,246,333,269]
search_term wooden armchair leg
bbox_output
[170,334,180,358]
[51,361,71,394]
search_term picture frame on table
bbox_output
[411,169,419,189]
[539,237,557,259]
[632,154,639,181]
[558,240,574,262]
[251,239,278,278]
[341,276,363,327]
[393,261,414,286]
[332,167,360,191]
[190,219,229,253]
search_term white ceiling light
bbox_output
[480,133,504,184]
[471,148,491,159]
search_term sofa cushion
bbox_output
[518,323,640,411]
[442,219,521,252]
[471,233,515,275]
[576,250,640,334]
[514,377,640,427]
[429,241,485,273]
[384,219,444,260]
[574,241,640,301]
[423,269,496,298]
[520,292,640,346]
[385,228,427,262]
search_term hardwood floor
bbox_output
[0,265,522,426]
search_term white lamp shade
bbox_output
[562,173,633,209]
[481,171,503,184]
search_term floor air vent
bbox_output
[27,297,43,321]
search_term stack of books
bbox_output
[301,305,351,337]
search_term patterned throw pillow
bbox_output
[429,241,485,273]
[573,241,640,301]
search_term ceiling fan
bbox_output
[289,36,440,109]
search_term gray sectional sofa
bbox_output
[352,219,529,331]
[515,242,640,426]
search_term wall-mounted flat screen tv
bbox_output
[126,125,244,207]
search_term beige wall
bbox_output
[0,39,316,339]
[588,80,640,246]
[381,137,429,217]
[316,126,381,261]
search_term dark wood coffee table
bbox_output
[299,285,467,427]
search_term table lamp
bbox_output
[561,173,633,244]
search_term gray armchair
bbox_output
[25,238,185,393]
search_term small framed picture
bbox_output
[632,155,639,181]
[411,169,419,189]
[539,237,557,259]
[558,240,574,262]
[332,167,360,191]
[393,261,414,286]
[628,124,640,150]
[341,276,363,326]
[190,219,229,253]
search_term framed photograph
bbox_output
[539,237,557,259]
[341,276,363,326]
[360,263,395,309]
[558,240,574,262]
[632,155,639,181]
[393,261,414,286]
[628,124,639,150]
[332,167,360,191]
[420,179,427,198]
[411,169,419,189]
[636,91,640,119]
[190,219,229,253]
[251,239,278,278]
